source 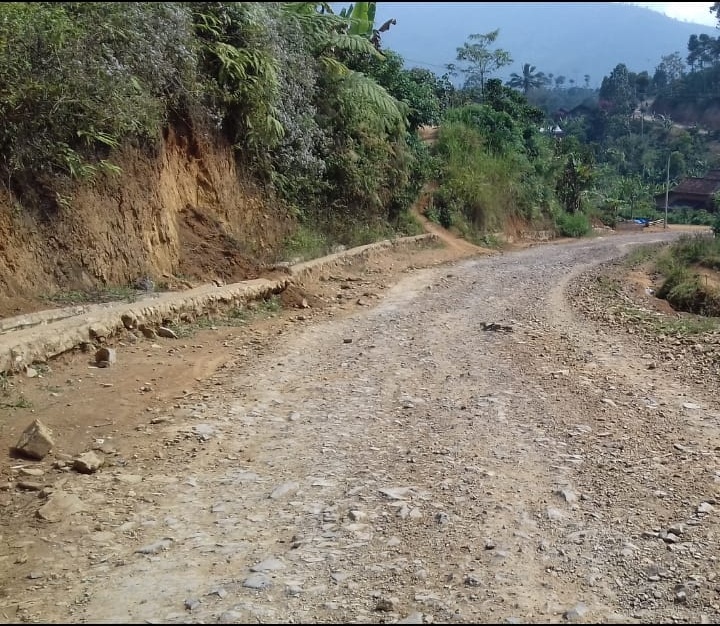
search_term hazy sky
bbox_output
[630,2,717,26]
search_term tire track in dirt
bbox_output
[3,229,719,624]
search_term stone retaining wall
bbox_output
[0,234,438,375]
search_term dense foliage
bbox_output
[0,1,435,247]
[429,79,559,238]
[654,234,720,316]
[3,1,720,259]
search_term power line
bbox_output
[401,57,452,70]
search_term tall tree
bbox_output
[656,52,686,83]
[687,33,717,71]
[556,153,594,214]
[711,2,720,23]
[616,175,648,220]
[507,62,547,94]
[634,71,651,101]
[447,30,512,97]
[599,63,635,114]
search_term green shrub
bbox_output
[671,207,718,226]
[433,117,557,238]
[392,209,424,237]
[555,211,591,237]
[0,2,197,183]
[653,235,720,316]
[712,215,720,237]
[658,274,720,316]
[281,226,329,262]
[666,233,720,268]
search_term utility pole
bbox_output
[664,153,670,230]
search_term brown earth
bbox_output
[0,124,293,319]
[0,236,470,471]
[1,215,719,623]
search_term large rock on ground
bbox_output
[14,419,54,460]
[72,451,104,474]
[36,491,86,522]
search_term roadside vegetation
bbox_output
[3,2,720,315]
[654,234,720,316]
[621,234,720,318]
[0,1,435,252]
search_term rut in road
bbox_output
[5,230,720,625]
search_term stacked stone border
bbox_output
[0,234,439,375]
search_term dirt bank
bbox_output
[0,124,293,319]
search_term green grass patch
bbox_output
[0,396,33,409]
[255,295,282,314]
[653,234,720,316]
[281,226,330,263]
[393,209,425,237]
[171,295,284,339]
[343,221,397,247]
[281,213,422,265]
[650,315,718,335]
[622,243,665,268]
[45,286,139,306]
[478,233,504,249]
[664,233,720,267]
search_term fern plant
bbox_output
[281,2,407,134]
[193,3,284,162]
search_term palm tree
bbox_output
[507,63,547,94]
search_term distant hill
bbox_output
[369,2,718,87]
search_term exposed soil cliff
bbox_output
[0,124,294,318]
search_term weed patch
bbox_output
[45,286,139,306]
[653,234,720,316]
[622,243,665,268]
[555,212,590,238]
[172,295,284,339]
[0,395,32,410]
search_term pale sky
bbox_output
[630,2,717,26]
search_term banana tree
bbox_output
[339,2,374,36]
[556,153,595,214]
[339,2,396,49]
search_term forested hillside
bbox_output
[372,2,718,88]
[0,2,434,311]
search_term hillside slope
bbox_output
[374,2,716,85]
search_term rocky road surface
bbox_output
[2,229,720,624]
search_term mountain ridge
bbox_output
[369,2,718,86]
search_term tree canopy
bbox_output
[447,30,512,97]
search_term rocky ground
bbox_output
[0,228,719,624]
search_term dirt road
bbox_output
[1,229,719,624]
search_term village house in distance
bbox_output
[655,168,720,212]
